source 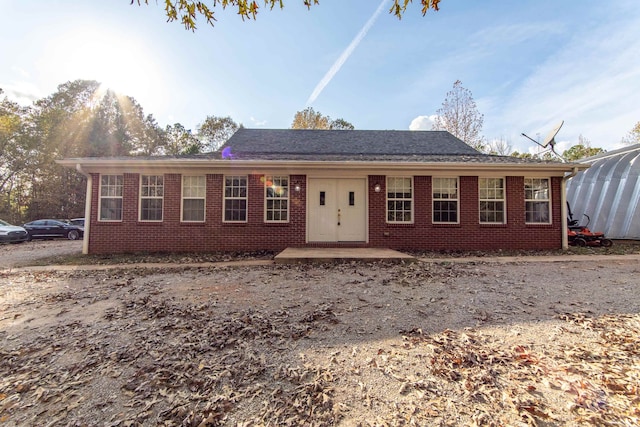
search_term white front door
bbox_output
[308,178,367,242]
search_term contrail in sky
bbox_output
[305,0,389,105]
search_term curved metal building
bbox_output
[566,144,640,240]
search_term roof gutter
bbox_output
[561,166,580,250]
[57,158,587,175]
[74,163,91,255]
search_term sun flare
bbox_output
[44,26,165,110]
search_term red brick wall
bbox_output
[367,175,563,251]
[88,173,563,254]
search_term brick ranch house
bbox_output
[59,129,587,255]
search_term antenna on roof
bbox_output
[521,120,566,162]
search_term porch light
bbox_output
[374,183,381,193]
[294,184,301,192]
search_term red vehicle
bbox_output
[567,204,612,247]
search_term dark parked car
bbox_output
[68,218,85,232]
[0,219,29,243]
[23,219,83,241]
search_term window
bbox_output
[433,177,459,223]
[479,178,505,223]
[264,175,288,222]
[224,175,247,222]
[99,175,123,221]
[140,175,164,221]
[525,178,550,223]
[387,177,413,223]
[182,176,206,222]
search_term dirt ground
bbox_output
[0,243,639,426]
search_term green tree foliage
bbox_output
[329,118,355,130]
[621,121,640,145]
[132,0,441,30]
[197,115,240,152]
[0,80,206,222]
[432,80,485,151]
[162,123,203,155]
[510,150,556,161]
[21,80,169,220]
[562,134,605,161]
[291,107,354,130]
[0,89,35,222]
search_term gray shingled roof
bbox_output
[219,129,483,158]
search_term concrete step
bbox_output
[274,247,415,264]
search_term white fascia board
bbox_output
[57,158,587,177]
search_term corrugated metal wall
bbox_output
[566,144,640,239]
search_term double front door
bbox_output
[308,178,367,242]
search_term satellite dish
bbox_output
[542,120,564,148]
[520,120,566,162]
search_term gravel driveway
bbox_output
[1,242,639,425]
[0,239,82,269]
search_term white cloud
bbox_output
[0,81,41,105]
[495,7,640,151]
[250,116,268,127]
[409,115,438,130]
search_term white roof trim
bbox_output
[57,158,587,177]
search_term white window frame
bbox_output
[264,175,289,223]
[139,175,164,222]
[432,177,459,224]
[98,174,123,222]
[386,177,413,224]
[223,175,248,223]
[524,177,551,224]
[181,175,206,222]
[479,177,506,224]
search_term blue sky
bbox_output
[1,0,639,153]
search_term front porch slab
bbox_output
[274,247,415,264]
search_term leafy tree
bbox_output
[329,118,355,130]
[161,123,203,155]
[510,151,534,160]
[511,150,557,161]
[562,134,605,161]
[432,80,485,151]
[291,107,353,130]
[291,107,330,129]
[197,115,240,152]
[0,89,35,222]
[621,121,640,145]
[1,80,168,221]
[132,114,167,156]
[132,0,441,30]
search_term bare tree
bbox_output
[621,121,640,145]
[486,137,512,156]
[432,80,485,151]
